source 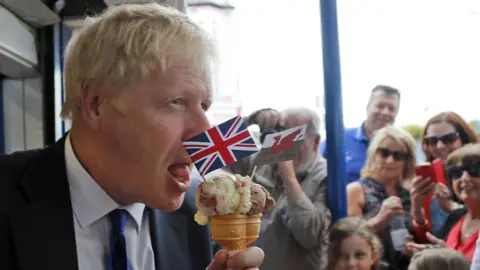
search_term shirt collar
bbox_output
[355,121,370,143]
[65,134,145,233]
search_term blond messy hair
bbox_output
[61,3,215,120]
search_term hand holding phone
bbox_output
[415,159,446,185]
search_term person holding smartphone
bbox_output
[407,143,480,261]
[411,112,478,237]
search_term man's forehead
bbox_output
[372,91,399,102]
[284,114,309,127]
[162,66,212,96]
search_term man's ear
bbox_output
[79,80,105,130]
[313,135,320,149]
[372,250,381,264]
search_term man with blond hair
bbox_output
[0,3,263,270]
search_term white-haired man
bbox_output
[227,107,331,270]
[0,3,263,270]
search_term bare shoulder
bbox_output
[346,182,365,216]
[346,182,364,196]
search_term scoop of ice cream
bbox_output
[196,174,252,216]
[246,183,276,215]
[246,183,266,215]
[263,186,276,213]
[194,211,209,226]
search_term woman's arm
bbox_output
[346,182,364,217]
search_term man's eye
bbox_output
[201,103,208,111]
[171,99,182,105]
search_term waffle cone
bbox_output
[246,213,262,245]
[210,214,248,251]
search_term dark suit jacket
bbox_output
[0,137,217,270]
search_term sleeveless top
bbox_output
[359,178,413,270]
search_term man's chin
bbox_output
[147,193,186,212]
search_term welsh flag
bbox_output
[255,124,307,165]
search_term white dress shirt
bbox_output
[65,134,155,270]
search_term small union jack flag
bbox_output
[183,116,259,176]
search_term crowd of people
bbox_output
[229,81,480,270]
[225,82,480,270]
[1,2,480,270]
[318,85,479,270]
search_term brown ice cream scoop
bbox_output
[262,186,276,213]
[246,183,276,216]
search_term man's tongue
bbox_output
[168,164,190,181]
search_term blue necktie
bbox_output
[108,209,131,270]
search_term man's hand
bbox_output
[277,160,303,202]
[250,109,284,131]
[207,247,264,270]
[277,160,296,182]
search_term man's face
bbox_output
[94,66,211,211]
[283,115,319,173]
[366,91,399,132]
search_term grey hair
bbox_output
[282,106,321,137]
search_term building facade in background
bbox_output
[187,1,242,126]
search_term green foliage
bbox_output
[403,124,424,140]
[468,120,478,130]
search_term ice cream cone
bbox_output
[246,213,262,245]
[210,214,248,251]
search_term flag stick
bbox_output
[251,165,257,181]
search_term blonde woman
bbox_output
[347,125,417,269]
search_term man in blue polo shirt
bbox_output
[320,85,401,183]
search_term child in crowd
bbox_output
[408,248,470,270]
[328,217,383,270]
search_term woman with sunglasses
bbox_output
[407,143,480,261]
[347,125,417,270]
[411,112,478,237]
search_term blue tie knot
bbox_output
[109,209,128,234]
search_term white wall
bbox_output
[2,77,44,153]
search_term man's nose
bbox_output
[184,110,211,140]
[380,106,390,115]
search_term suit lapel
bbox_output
[149,208,191,270]
[10,138,78,270]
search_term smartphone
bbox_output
[415,159,446,185]
[431,158,446,185]
[415,162,433,179]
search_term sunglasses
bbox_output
[376,147,409,161]
[424,132,459,146]
[447,163,480,180]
